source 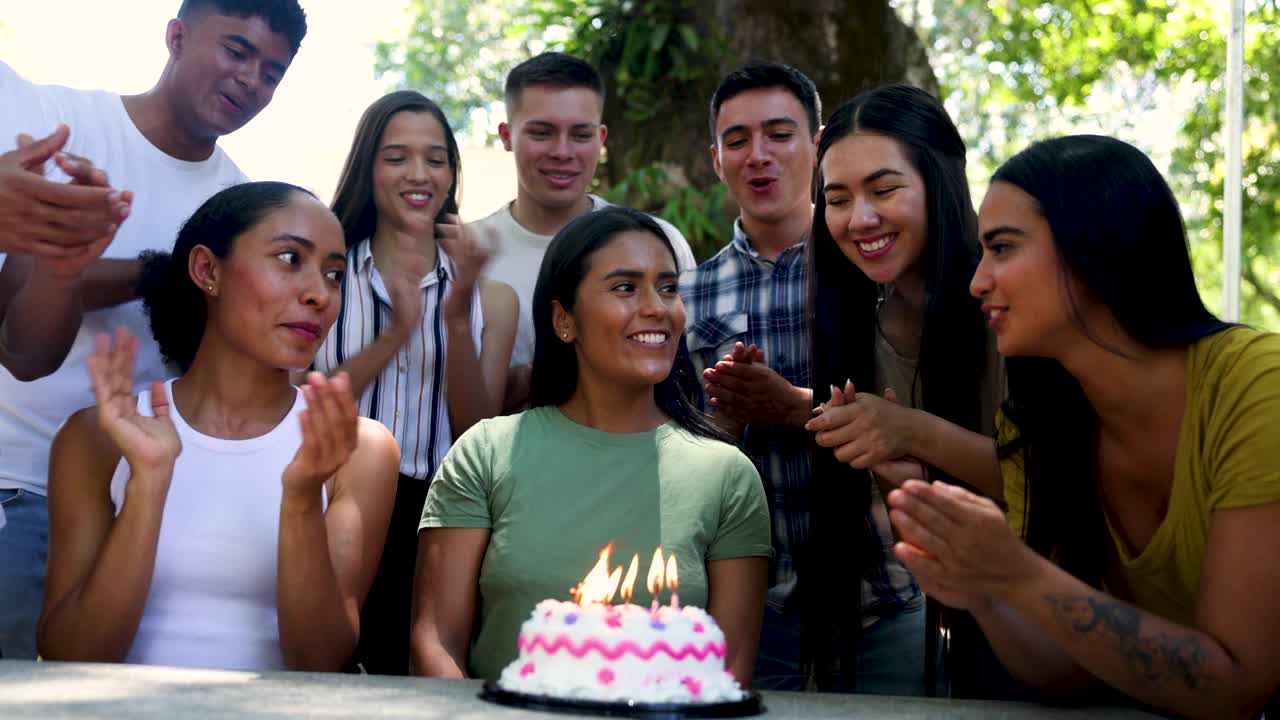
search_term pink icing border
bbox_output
[518,634,727,661]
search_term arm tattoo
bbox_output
[1044,594,1207,690]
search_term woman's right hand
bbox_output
[385,231,429,334]
[88,328,181,485]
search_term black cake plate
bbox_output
[480,681,765,719]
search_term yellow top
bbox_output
[1002,326,1280,625]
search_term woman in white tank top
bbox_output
[37,181,399,672]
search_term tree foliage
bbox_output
[375,0,1277,323]
[923,0,1279,327]
[373,0,545,137]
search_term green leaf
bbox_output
[677,23,698,51]
[649,22,671,53]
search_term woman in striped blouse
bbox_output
[314,91,518,675]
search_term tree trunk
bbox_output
[599,0,939,190]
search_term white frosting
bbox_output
[498,599,746,704]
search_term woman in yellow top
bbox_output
[880,135,1280,719]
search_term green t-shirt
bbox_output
[1003,327,1280,625]
[420,406,773,680]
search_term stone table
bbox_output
[0,659,1163,719]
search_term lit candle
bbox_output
[666,554,679,607]
[646,547,664,612]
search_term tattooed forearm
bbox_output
[1044,594,1208,690]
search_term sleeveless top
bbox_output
[109,379,323,671]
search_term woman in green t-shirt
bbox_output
[410,207,773,683]
[886,135,1280,718]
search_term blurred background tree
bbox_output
[378,0,1278,328]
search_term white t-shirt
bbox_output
[476,194,697,366]
[0,62,247,495]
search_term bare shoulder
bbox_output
[49,406,122,498]
[53,406,122,465]
[328,418,399,503]
[355,417,399,470]
[479,277,518,313]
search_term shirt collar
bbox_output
[730,218,807,261]
[356,237,453,288]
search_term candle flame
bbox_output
[573,544,677,606]
[570,543,622,605]
[620,554,640,603]
[646,547,665,597]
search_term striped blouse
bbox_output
[313,238,483,481]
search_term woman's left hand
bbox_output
[283,372,360,493]
[886,479,1040,611]
[437,214,494,309]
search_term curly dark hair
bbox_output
[138,181,316,372]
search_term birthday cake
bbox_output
[495,546,747,705]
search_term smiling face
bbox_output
[820,132,929,286]
[712,87,816,227]
[971,181,1084,357]
[554,230,685,394]
[501,86,607,213]
[169,12,294,138]
[371,110,454,234]
[205,195,347,371]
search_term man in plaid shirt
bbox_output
[680,63,820,689]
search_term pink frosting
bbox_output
[597,668,616,685]
[518,633,727,661]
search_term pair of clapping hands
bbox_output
[0,125,132,275]
[89,329,359,499]
[705,341,1024,612]
[703,341,921,484]
[379,215,495,333]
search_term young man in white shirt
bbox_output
[472,52,696,410]
[0,0,308,660]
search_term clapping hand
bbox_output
[806,380,920,469]
[1,126,131,267]
[283,372,359,494]
[887,479,1034,611]
[88,328,181,491]
[436,213,495,322]
[703,342,809,429]
[811,383,928,488]
[384,230,431,334]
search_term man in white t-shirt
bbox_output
[472,52,696,409]
[0,0,308,660]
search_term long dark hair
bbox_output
[529,207,723,441]
[803,85,987,686]
[330,90,461,247]
[994,135,1230,586]
[139,181,317,372]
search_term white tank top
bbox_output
[109,379,323,671]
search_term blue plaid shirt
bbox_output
[681,222,919,621]
[680,221,810,608]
